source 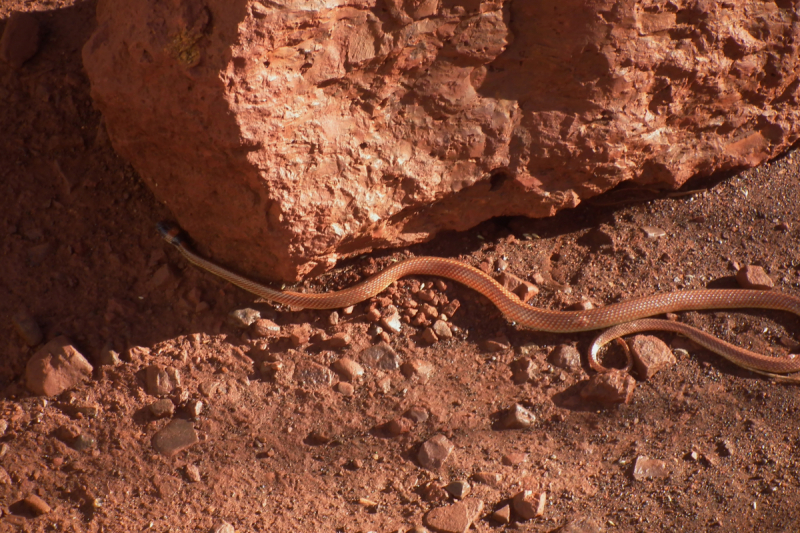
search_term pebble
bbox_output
[510,357,538,384]
[405,406,429,423]
[472,471,503,488]
[432,320,452,339]
[380,312,403,334]
[0,467,11,485]
[227,308,261,329]
[555,516,602,533]
[514,281,539,302]
[501,452,527,466]
[423,499,484,533]
[366,308,382,322]
[632,456,670,480]
[418,434,455,470]
[26,336,94,397]
[548,344,582,371]
[513,490,546,520]
[292,360,334,387]
[500,403,536,429]
[641,226,666,239]
[736,265,774,290]
[184,464,201,482]
[0,12,40,68]
[72,434,96,452]
[149,399,175,418]
[327,311,339,326]
[421,328,438,344]
[443,480,471,499]
[442,299,461,318]
[401,359,436,382]
[289,324,312,347]
[717,439,736,457]
[251,318,280,337]
[360,342,402,370]
[491,504,511,524]
[376,375,392,393]
[152,419,199,457]
[210,521,235,533]
[0,419,7,436]
[22,494,51,516]
[186,400,204,417]
[480,339,509,353]
[387,417,414,436]
[343,305,355,314]
[11,311,43,346]
[330,358,362,382]
[580,370,636,405]
[99,346,121,366]
[326,331,351,349]
[335,381,354,396]
[627,335,675,380]
[420,481,448,502]
[145,365,176,396]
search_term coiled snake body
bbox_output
[158,222,800,379]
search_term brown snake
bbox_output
[158,222,800,380]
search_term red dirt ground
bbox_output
[2,2,800,532]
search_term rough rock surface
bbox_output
[25,336,94,397]
[83,0,800,280]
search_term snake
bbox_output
[157,221,800,380]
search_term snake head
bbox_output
[156,221,184,246]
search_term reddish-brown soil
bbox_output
[2,2,800,533]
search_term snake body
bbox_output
[157,222,800,378]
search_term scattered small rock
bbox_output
[501,452,527,466]
[186,399,204,418]
[292,360,334,387]
[442,299,461,318]
[627,335,675,380]
[365,307,381,322]
[580,370,636,405]
[99,347,121,366]
[641,226,666,239]
[152,419,199,457]
[251,318,280,337]
[632,456,670,480]
[472,472,503,488]
[443,480,471,499]
[432,320,453,339]
[481,338,509,353]
[510,357,538,384]
[0,419,7,436]
[227,308,261,328]
[423,498,484,533]
[335,381,354,396]
[327,311,339,326]
[401,359,436,382]
[421,327,439,344]
[418,434,455,470]
[326,331,351,349]
[210,521,235,533]
[387,416,413,436]
[149,399,175,418]
[289,324,312,347]
[555,516,602,533]
[0,467,11,485]
[332,357,364,381]
[11,311,43,346]
[717,439,736,457]
[380,311,403,334]
[548,344,582,371]
[145,364,176,396]
[72,434,96,452]
[513,490,546,520]
[736,265,774,290]
[360,341,402,370]
[491,504,511,524]
[405,406,429,423]
[0,12,41,68]
[500,403,536,430]
[26,336,94,397]
[184,464,201,483]
[22,494,51,516]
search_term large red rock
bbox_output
[26,336,94,396]
[83,0,800,281]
